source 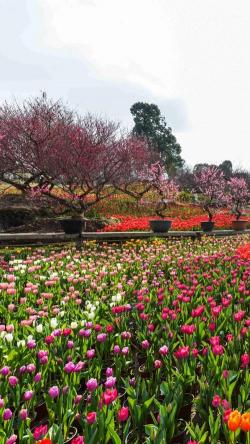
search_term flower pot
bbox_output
[60,219,84,234]
[64,426,78,443]
[149,220,172,233]
[200,221,214,232]
[231,220,248,231]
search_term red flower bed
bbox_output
[101,213,250,232]
[237,243,250,259]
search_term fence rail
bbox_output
[0,229,249,247]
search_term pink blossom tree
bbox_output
[226,177,250,220]
[0,94,154,217]
[139,162,179,218]
[193,166,227,221]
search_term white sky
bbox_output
[0,0,250,169]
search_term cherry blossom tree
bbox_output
[139,162,179,218]
[193,166,227,221]
[0,94,153,216]
[226,177,250,220]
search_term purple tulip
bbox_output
[86,378,98,392]
[6,435,17,444]
[106,367,113,377]
[23,390,33,401]
[53,328,62,337]
[27,339,36,349]
[129,377,136,386]
[19,365,27,374]
[97,333,107,342]
[1,366,10,376]
[74,361,85,372]
[64,362,75,373]
[86,349,95,359]
[74,394,83,405]
[26,363,36,373]
[48,385,59,398]
[37,350,48,359]
[39,355,48,365]
[8,376,18,387]
[3,408,12,420]
[141,340,150,350]
[105,376,116,388]
[79,328,91,337]
[113,345,120,354]
[62,386,69,395]
[34,372,42,383]
[159,345,169,356]
[85,322,93,328]
[19,409,28,420]
[122,346,129,355]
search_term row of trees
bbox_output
[193,166,249,221]
[130,102,250,191]
[176,163,250,194]
[0,94,168,216]
[0,94,249,219]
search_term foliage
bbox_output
[193,166,228,221]
[0,94,154,216]
[139,162,179,218]
[130,102,184,175]
[226,177,250,220]
[219,160,233,179]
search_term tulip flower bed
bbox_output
[101,213,250,232]
[0,236,249,444]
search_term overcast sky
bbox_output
[0,0,250,169]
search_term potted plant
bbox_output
[142,163,179,233]
[226,177,250,231]
[59,214,86,235]
[193,166,226,232]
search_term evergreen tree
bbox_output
[130,102,183,175]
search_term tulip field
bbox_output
[0,235,249,444]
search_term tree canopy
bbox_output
[130,102,184,175]
[0,94,156,215]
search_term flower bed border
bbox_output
[0,229,249,247]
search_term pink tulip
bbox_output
[86,378,98,392]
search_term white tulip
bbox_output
[5,333,13,342]
[36,324,43,333]
[71,322,78,329]
[50,318,58,328]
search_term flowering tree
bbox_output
[193,166,227,221]
[139,162,179,218]
[0,94,153,217]
[226,177,250,220]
